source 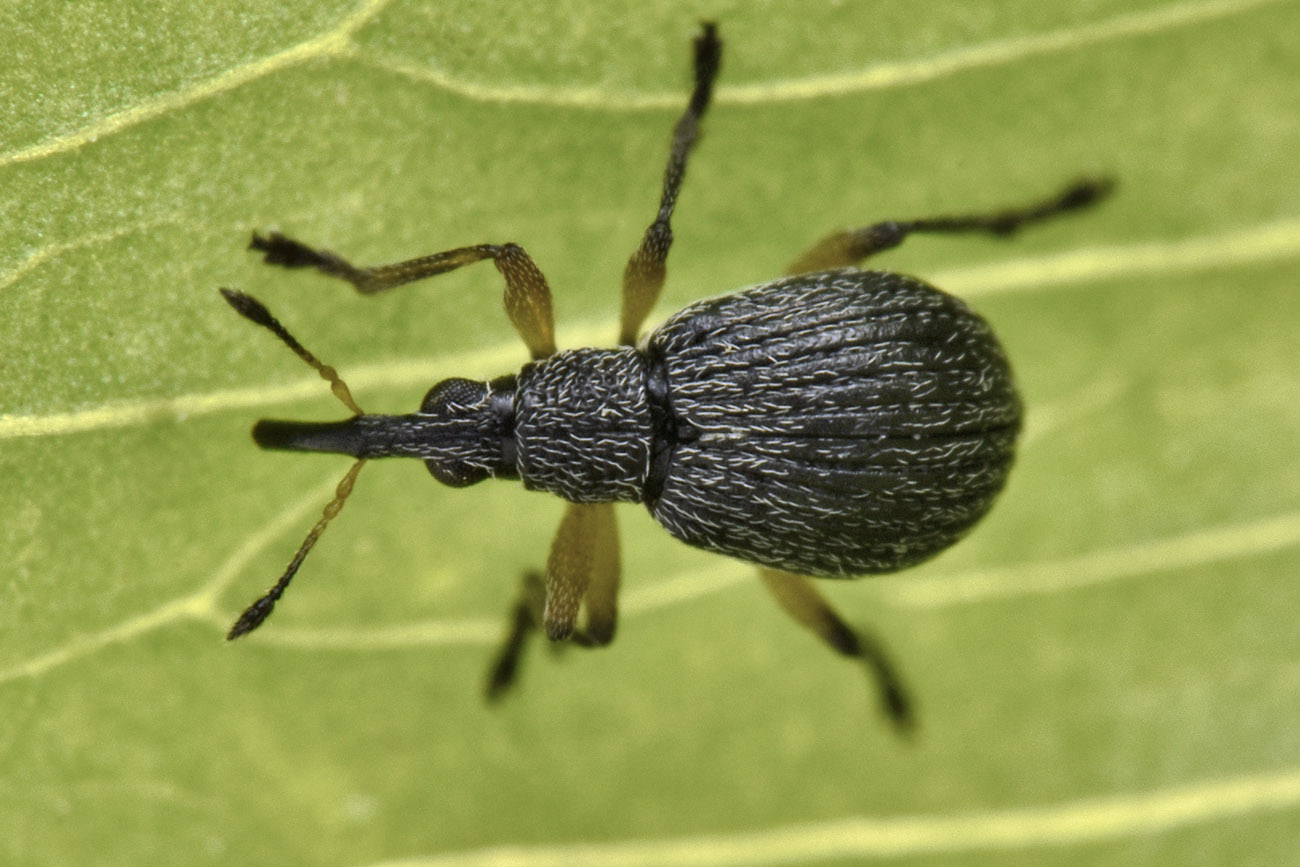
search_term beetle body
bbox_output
[222,22,1107,720]
[257,267,1020,577]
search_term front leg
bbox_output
[249,234,557,360]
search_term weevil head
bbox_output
[251,375,518,487]
[416,375,518,486]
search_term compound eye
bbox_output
[421,377,489,414]
[420,378,496,488]
[424,458,489,488]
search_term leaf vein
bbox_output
[0,0,1279,167]
[360,765,1300,865]
[0,0,394,169]
[356,0,1283,109]
[889,509,1300,607]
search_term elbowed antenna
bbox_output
[219,288,369,638]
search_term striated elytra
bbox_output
[221,22,1110,729]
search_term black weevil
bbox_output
[221,23,1111,730]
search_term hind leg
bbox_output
[759,569,915,733]
[786,177,1114,275]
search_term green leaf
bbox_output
[3,1,1299,864]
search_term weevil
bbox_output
[221,23,1112,730]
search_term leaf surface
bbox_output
[3,1,1299,865]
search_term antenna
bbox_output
[219,288,368,638]
[219,289,363,415]
[226,459,365,638]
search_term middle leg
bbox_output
[618,22,722,346]
[485,502,620,699]
[485,23,721,698]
